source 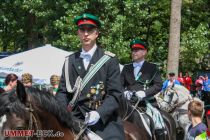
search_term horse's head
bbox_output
[164,85,179,104]
[0,80,75,140]
[159,84,192,112]
[161,84,179,112]
[0,81,34,139]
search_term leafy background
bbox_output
[0,0,209,79]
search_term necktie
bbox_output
[133,62,141,68]
[80,53,91,61]
[133,62,142,79]
[80,52,91,69]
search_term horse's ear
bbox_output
[16,80,27,104]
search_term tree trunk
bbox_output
[2,21,8,52]
[167,0,182,78]
[27,13,38,49]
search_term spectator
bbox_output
[195,76,205,98]
[3,73,18,92]
[21,73,33,87]
[178,71,185,85]
[206,110,210,138]
[162,72,181,92]
[185,100,207,140]
[195,76,204,89]
[203,75,210,92]
[201,75,210,137]
[50,75,60,96]
[184,72,192,91]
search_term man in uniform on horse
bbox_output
[56,13,125,140]
[121,39,168,140]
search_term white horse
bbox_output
[155,85,204,135]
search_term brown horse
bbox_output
[0,81,144,140]
[119,94,177,140]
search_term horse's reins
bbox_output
[123,97,141,121]
[123,97,153,138]
[168,96,192,113]
[25,94,41,140]
[74,124,88,140]
[73,113,90,140]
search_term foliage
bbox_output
[0,0,209,76]
[180,23,209,72]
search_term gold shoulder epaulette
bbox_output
[124,63,132,66]
[104,51,115,57]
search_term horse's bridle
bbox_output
[162,86,192,113]
[25,95,41,140]
[5,94,41,140]
[162,87,180,112]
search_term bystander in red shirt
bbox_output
[178,72,185,86]
[184,72,192,91]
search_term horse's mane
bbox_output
[0,87,76,130]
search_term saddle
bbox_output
[124,97,170,140]
[124,100,156,138]
[139,109,156,136]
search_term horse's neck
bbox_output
[38,112,74,140]
[178,99,190,110]
[177,92,191,103]
[172,94,192,113]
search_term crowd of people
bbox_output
[162,71,210,98]
[177,72,193,91]
[0,73,60,96]
[161,71,210,139]
[0,13,210,140]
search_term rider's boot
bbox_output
[155,129,166,140]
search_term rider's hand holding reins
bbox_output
[124,90,146,101]
[135,91,146,99]
[124,90,133,100]
[85,111,100,125]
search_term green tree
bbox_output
[180,23,209,72]
[0,0,209,76]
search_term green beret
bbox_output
[74,13,101,27]
[130,39,147,50]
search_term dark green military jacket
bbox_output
[56,47,125,140]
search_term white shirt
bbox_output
[80,44,97,70]
[167,80,175,87]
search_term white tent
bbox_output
[0,44,73,84]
